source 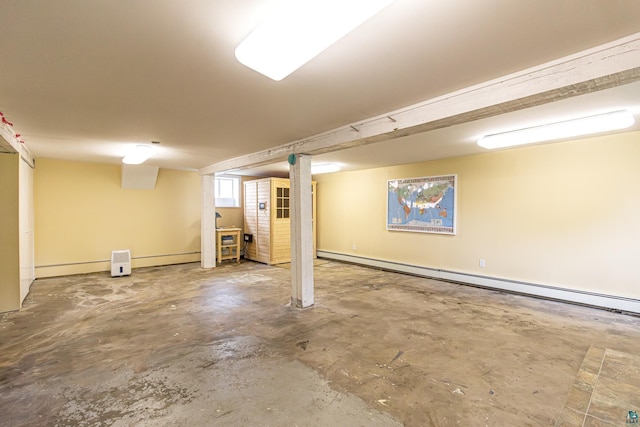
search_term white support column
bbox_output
[201,174,216,268]
[290,154,314,308]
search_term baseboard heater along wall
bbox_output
[316,250,640,315]
[36,251,201,269]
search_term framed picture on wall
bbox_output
[387,174,457,234]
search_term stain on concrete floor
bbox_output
[2,260,640,426]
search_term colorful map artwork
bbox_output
[387,174,456,234]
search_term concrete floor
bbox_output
[2,260,640,426]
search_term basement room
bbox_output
[2,1,640,426]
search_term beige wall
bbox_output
[315,131,640,300]
[0,153,20,311]
[215,206,244,229]
[34,159,201,277]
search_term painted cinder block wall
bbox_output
[314,131,640,300]
[33,159,202,277]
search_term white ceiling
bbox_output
[1,0,640,175]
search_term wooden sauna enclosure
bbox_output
[243,177,317,265]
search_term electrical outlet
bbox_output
[352,244,357,251]
[479,258,486,268]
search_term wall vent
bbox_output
[111,249,131,277]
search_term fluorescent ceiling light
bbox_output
[122,144,154,164]
[477,110,635,149]
[235,0,396,81]
[311,163,341,174]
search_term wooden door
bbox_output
[271,178,291,264]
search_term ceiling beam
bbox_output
[0,123,35,167]
[200,32,640,176]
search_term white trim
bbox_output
[0,123,35,168]
[316,250,640,314]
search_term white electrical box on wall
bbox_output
[111,250,131,277]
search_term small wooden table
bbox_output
[216,227,241,265]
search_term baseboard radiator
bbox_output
[316,250,640,315]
